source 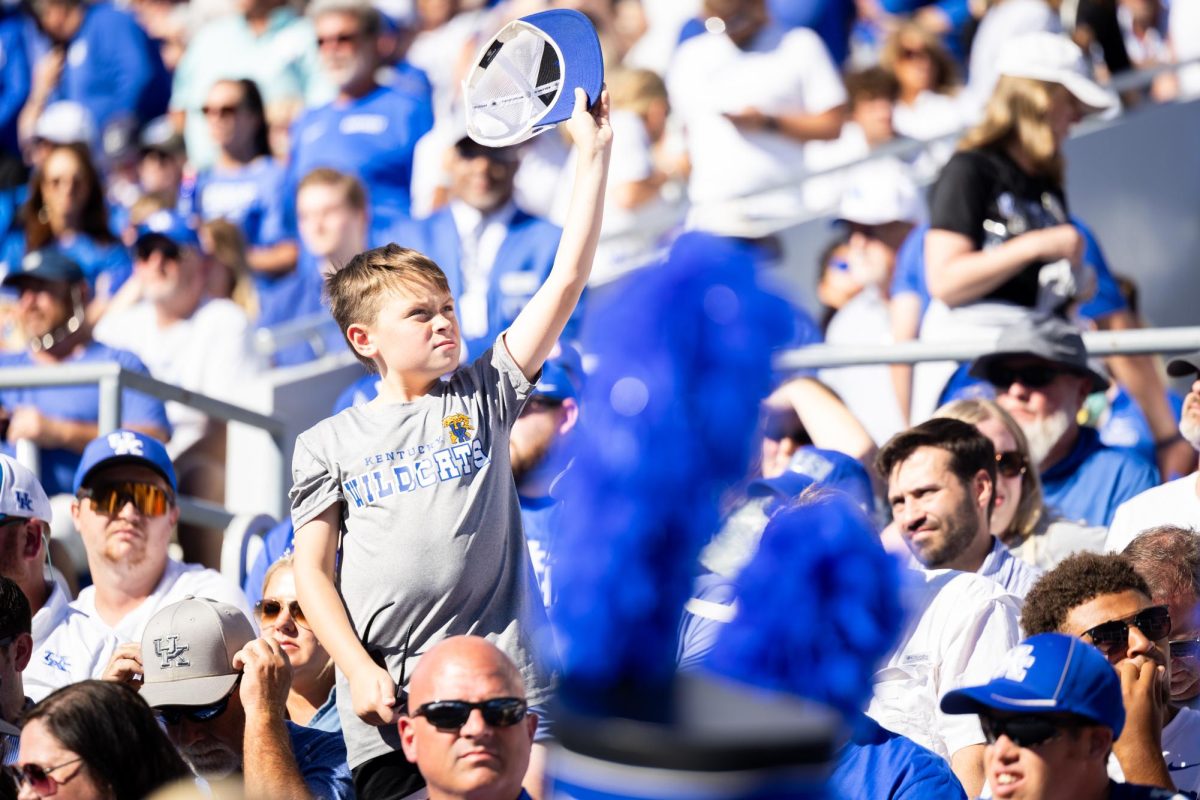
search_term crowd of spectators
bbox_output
[0,0,1193,798]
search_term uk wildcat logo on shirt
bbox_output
[442,414,474,444]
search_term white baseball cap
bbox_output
[33,101,97,146]
[995,32,1116,112]
[0,454,51,524]
[836,161,923,227]
[139,597,255,708]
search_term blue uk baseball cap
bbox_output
[533,342,583,401]
[941,633,1125,737]
[74,430,178,494]
[2,248,85,288]
[463,8,604,147]
[748,447,875,517]
[135,209,201,250]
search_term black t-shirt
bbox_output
[928,146,1069,308]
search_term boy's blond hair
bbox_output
[609,68,668,115]
[327,243,451,371]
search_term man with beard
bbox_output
[1106,351,1200,552]
[970,315,1157,527]
[68,429,250,652]
[138,597,352,798]
[510,344,581,608]
[878,417,1041,598]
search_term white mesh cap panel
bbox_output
[465,22,565,146]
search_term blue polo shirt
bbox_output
[46,2,169,131]
[286,720,353,800]
[1041,426,1159,527]
[193,157,290,248]
[831,717,967,800]
[0,343,170,495]
[285,84,433,237]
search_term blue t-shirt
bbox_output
[521,494,561,608]
[194,157,290,248]
[0,232,131,299]
[286,720,354,800]
[831,717,967,800]
[1100,387,1186,472]
[0,342,170,495]
[242,517,295,608]
[0,10,30,158]
[1041,426,1159,527]
[46,3,170,131]
[285,84,433,236]
[677,571,737,672]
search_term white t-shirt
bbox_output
[893,91,963,143]
[962,0,1063,121]
[24,581,119,702]
[94,298,264,458]
[1106,473,1200,554]
[667,23,847,231]
[1170,0,1200,100]
[867,569,1023,759]
[71,559,253,643]
[1107,706,1200,795]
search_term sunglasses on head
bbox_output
[257,597,309,630]
[995,451,1028,479]
[1082,605,1172,655]
[158,677,240,726]
[980,715,1077,748]
[3,756,83,796]
[414,697,527,731]
[77,480,172,517]
[987,363,1059,390]
[1170,638,1200,661]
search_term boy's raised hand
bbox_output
[565,86,612,162]
[349,660,398,726]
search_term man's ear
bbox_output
[23,520,45,561]
[346,322,376,361]
[398,716,419,763]
[525,709,538,742]
[13,632,32,672]
[557,398,579,436]
[972,469,993,513]
[1086,725,1113,761]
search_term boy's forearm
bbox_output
[294,564,376,676]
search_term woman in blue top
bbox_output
[193,78,297,280]
[5,142,130,305]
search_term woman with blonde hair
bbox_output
[911,31,1116,419]
[879,22,962,141]
[936,397,1106,568]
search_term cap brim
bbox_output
[140,672,239,708]
[1059,73,1117,113]
[526,9,604,122]
[1167,351,1200,378]
[940,679,1065,716]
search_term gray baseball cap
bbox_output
[969,315,1109,393]
[1167,351,1200,378]
[139,597,255,708]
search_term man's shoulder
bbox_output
[904,569,1021,629]
[81,340,153,373]
[162,559,251,615]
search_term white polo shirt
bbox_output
[71,558,253,643]
[867,569,1023,760]
[25,580,119,702]
[1106,472,1200,554]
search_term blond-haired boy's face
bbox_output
[351,284,460,383]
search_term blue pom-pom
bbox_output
[553,233,794,719]
[706,490,904,720]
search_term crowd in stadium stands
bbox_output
[0,0,1193,797]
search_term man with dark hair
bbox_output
[878,417,1041,596]
[1022,552,1200,793]
[0,575,33,763]
[1123,527,1200,704]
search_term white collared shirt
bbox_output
[25,580,119,702]
[449,199,518,341]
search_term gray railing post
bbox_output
[97,368,122,434]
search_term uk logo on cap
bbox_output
[107,431,145,457]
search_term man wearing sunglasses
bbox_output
[139,597,353,799]
[398,636,537,800]
[68,429,251,651]
[1023,552,1200,794]
[941,632,1188,800]
[969,315,1158,527]
[878,417,1042,598]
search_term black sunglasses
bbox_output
[1170,639,1200,661]
[134,233,181,263]
[158,677,240,725]
[995,451,1028,479]
[981,715,1076,748]
[987,363,1058,390]
[414,697,527,731]
[1082,605,1172,655]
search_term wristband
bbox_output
[1155,433,1185,451]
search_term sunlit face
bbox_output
[40,149,90,228]
[975,415,1023,538]
[260,567,329,677]
[1047,85,1084,147]
[1166,594,1200,702]
[991,358,1089,466]
[203,80,254,154]
[887,446,990,569]
[164,689,245,778]
[852,95,895,146]
[350,285,460,383]
[16,718,103,800]
[1062,589,1171,697]
[70,464,177,576]
[510,397,572,484]
[296,183,364,263]
[449,144,519,215]
[983,715,1101,800]
[893,35,935,96]
[1179,378,1200,448]
[15,279,74,342]
[315,11,374,90]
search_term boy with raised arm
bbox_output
[290,89,611,799]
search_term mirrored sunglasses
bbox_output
[77,480,172,517]
[257,597,310,630]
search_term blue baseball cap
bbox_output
[135,210,201,250]
[533,342,583,401]
[941,633,1125,737]
[74,430,178,494]
[463,8,603,147]
[749,447,875,517]
[2,249,85,288]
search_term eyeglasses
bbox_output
[1170,638,1200,661]
[201,104,240,119]
[77,480,173,517]
[257,597,310,630]
[987,363,1059,390]
[4,756,83,796]
[898,46,931,61]
[520,396,564,416]
[414,697,527,731]
[158,677,240,726]
[134,233,181,263]
[995,451,1028,479]
[316,32,360,48]
[980,716,1074,748]
[1082,605,1172,654]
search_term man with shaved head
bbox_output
[399,636,538,800]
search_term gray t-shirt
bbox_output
[290,340,554,768]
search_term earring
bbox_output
[37,207,49,224]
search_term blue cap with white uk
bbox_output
[74,430,177,494]
[940,633,1125,737]
[533,342,583,402]
[135,209,201,250]
[463,8,603,147]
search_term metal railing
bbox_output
[773,325,1200,372]
[253,311,344,360]
[0,362,288,526]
